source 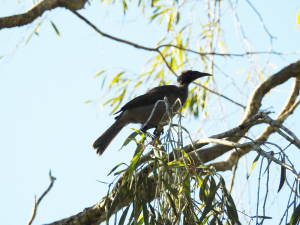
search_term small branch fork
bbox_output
[27,171,56,225]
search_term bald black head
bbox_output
[177,70,211,86]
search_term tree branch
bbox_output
[187,60,300,164]
[28,171,56,225]
[0,0,87,30]
[198,77,300,174]
[158,44,299,57]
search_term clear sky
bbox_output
[0,1,300,224]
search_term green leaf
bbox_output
[126,142,145,186]
[200,174,210,202]
[25,15,46,45]
[167,11,173,31]
[175,148,191,164]
[175,11,180,24]
[247,154,260,179]
[199,179,220,223]
[167,161,185,169]
[130,128,145,138]
[277,158,286,193]
[50,21,60,36]
[209,176,216,192]
[142,198,149,225]
[296,11,300,30]
[107,163,126,176]
[155,157,173,180]
[101,75,106,89]
[166,192,178,218]
[119,131,139,150]
[106,188,129,221]
[114,169,126,176]
[110,71,126,87]
[183,173,190,197]
[161,178,178,198]
[226,195,241,225]
[289,204,300,225]
[93,70,106,79]
[118,204,130,225]
[122,0,128,13]
[84,101,92,104]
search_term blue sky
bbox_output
[0,1,300,224]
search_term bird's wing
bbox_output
[114,85,177,114]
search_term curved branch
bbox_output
[199,77,300,173]
[241,60,300,123]
[0,0,87,30]
[28,171,56,225]
[187,60,300,164]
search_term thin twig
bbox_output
[27,170,56,225]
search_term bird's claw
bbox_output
[153,127,164,136]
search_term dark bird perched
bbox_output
[93,70,211,156]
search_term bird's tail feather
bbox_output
[93,120,125,156]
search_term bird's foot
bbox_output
[153,127,164,136]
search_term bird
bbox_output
[93,70,211,156]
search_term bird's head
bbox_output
[177,70,211,87]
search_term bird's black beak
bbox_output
[192,72,212,81]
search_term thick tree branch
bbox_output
[0,0,87,30]
[201,77,300,174]
[187,60,300,164]
[46,177,157,225]
[241,60,300,123]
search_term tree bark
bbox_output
[0,0,88,30]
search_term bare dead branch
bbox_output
[0,0,87,30]
[27,171,56,225]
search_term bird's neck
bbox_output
[177,83,190,89]
[176,84,189,105]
